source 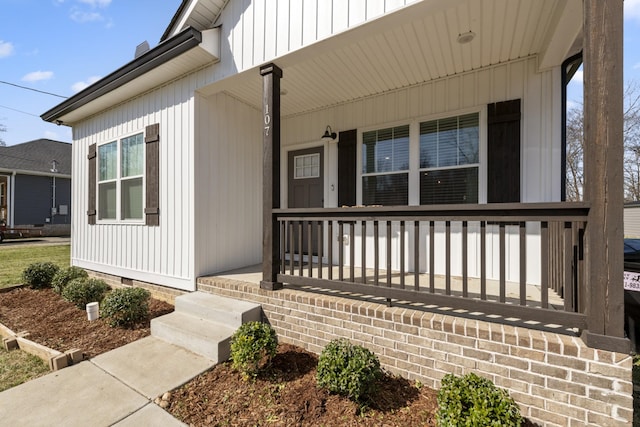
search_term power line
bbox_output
[0,80,67,99]
[0,104,39,117]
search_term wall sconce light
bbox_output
[321,125,337,141]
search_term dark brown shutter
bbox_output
[487,99,521,203]
[144,123,160,226]
[87,143,97,225]
[338,129,357,207]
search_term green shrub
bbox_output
[436,372,523,427]
[52,266,88,294]
[22,262,60,289]
[230,321,278,379]
[100,287,151,328]
[316,338,382,403]
[61,278,110,309]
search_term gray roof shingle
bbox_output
[0,139,71,175]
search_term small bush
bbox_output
[100,287,151,328]
[52,266,89,294]
[436,372,523,427]
[316,338,382,403]
[22,262,60,289]
[61,278,110,309]
[230,321,278,379]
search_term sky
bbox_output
[0,0,181,146]
[0,0,639,146]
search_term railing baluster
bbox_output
[328,221,333,280]
[499,222,506,303]
[339,221,344,281]
[519,221,527,306]
[481,221,486,300]
[280,220,286,274]
[564,222,574,311]
[362,221,367,284]
[307,221,313,277]
[429,221,435,293]
[289,221,294,275]
[400,221,405,289]
[462,221,468,298]
[350,222,355,282]
[414,221,420,291]
[298,221,304,276]
[446,221,451,295]
[386,221,392,287]
[374,221,379,286]
[318,221,323,279]
[541,221,549,309]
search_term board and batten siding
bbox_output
[193,92,263,277]
[71,76,198,291]
[280,56,559,285]
[215,0,419,76]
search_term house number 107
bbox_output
[264,104,271,136]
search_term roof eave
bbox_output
[41,27,202,124]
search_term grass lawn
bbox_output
[0,245,70,288]
[0,347,50,392]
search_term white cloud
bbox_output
[72,76,101,92]
[70,10,103,23]
[626,0,640,21]
[22,71,54,82]
[78,0,111,7]
[634,63,640,70]
[0,41,14,58]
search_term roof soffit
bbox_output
[202,0,583,118]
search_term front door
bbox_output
[288,147,324,255]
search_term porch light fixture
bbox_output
[321,125,337,141]
[457,31,475,44]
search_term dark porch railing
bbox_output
[273,202,589,331]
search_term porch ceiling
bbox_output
[213,0,582,118]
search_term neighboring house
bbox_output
[625,202,640,238]
[42,1,631,424]
[0,139,71,237]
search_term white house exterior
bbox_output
[42,2,633,424]
[43,0,582,291]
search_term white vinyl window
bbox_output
[98,133,144,221]
[419,113,479,204]
[361,125,410,205]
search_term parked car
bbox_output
[624,238,640,263]
[624,238,640,351]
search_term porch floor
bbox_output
[205,264,564,310]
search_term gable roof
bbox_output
[0,139,71,176]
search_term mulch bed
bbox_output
[0,287,173,358]
[168,342,440,426]
[0,287,540,426]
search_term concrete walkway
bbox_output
[0,336,216,426]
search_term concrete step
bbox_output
[174,291,261,328]
[151,312,235,362]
